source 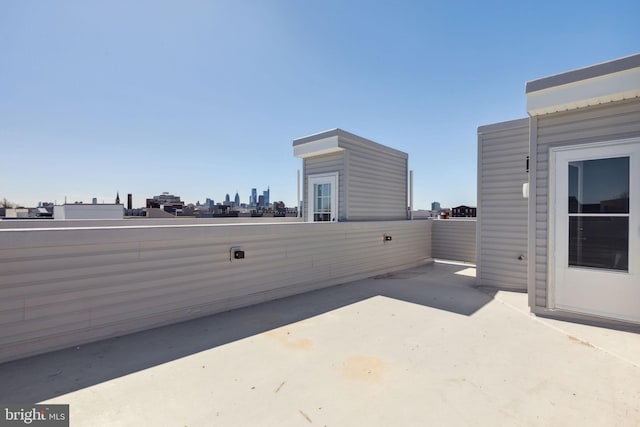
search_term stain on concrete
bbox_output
[342,356,389,382]
[265,329,313,350]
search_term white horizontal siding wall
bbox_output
[342,137,408,220]
[0,220,432,363]
[532,98,640,310]
[431,220,476,263]
[0,217,302,229]
[303,152,346,221]
[477,119,529,290]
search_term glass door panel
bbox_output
[567,156,629,271]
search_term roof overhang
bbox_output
[293,135,345,159]
[293,128,407,160]
[526,54,640,116]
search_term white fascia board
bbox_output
[293,136,344,158]
[527,67,640,116]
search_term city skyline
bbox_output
[2,1,638,209]
[26,186,277,209]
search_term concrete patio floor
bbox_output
[1,262,639,426]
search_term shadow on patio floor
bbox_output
[0,262,492,403]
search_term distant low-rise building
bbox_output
[146,192,184,215]
[4,208,31,218]
[411,209,439,219]
[36,208,53,218]
[451,205,476,218]
[54,203,124,220]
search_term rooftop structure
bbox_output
[294,129,409,222]
[479,52,640,327]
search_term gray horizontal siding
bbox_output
[303,152,346,221]
[431,220,476,263]
[0,220,432,363]
[533,98,640,308]
[477,120,529,290]
[342,136,408,220]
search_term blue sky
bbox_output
[1,1,638,209]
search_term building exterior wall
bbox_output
[531,98,640,316]
[431,219,477,263]
[302,151,346,221]
[54,204,124,220]
[477,119,529,290]
[0,220,432,363]
[4,209,30,218]
[340,134,408,220]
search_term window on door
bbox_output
[313,183,332,221]
[307,173,338,222]
[568,156,629,271]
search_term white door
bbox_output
[307,173,338,222]
[551,138,640,323]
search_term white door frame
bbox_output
[307,172,339,222]
[549,137,640,322]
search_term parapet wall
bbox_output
[432,220,477,263]
[0,220,432,363]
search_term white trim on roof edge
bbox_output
[293,136,344,158]
[526,67,640,116]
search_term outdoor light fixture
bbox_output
[230,247,245,261]
[383,234,392,242]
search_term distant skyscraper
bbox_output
[431,201,441,211]
[234,192,240,206]
[127,194,132,210]
[263,187,270,207]
[92,198,97,205]
[225,194,230,204]
[116,192,120,205]
[251,188,257,207]
[258,195,265,207]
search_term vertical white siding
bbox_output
[432,220,477,263]
[533,99,640,309]
[477,119,529,290]
[0,220,432,363]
